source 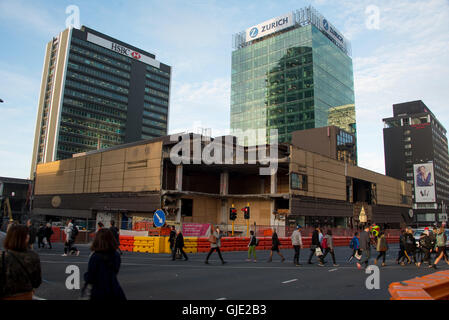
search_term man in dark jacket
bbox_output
[172,230,188,261]
[404,227,417,265]
[357,226,371,269]
[417,229,432,267]
[37,224,46,249]
[26,219,37,250]
[308,227,324,265]
[169,226,176,257]
[109,220,121,255]
[43,223,54,249]
[397,229,406,265]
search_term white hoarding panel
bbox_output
[413,163,436,203]
[86,33,160,68]
[245,12,294,43]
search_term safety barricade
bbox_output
[389,270,449,300]
[133,236,156,253]
[119,235,135,252]
[184,237,198,254]
[197,237,211,253]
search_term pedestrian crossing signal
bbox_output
[242,206,250,219]
[229,208,237,221]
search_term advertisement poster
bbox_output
[413,163,436,203]
[182,223,211,237]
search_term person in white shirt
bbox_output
[291,225,303,266]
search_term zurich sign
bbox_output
[249,27,259,38]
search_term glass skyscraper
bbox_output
[231,6,355,147]
[30,26,171,178]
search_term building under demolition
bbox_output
[32,130,412,231]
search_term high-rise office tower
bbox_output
[383,100,449,225]
[231,6,355,154]
[30,26,171,178]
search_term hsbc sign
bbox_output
[86,33,160,68]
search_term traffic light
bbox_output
[229,207,237,221]
[242,206,250,219]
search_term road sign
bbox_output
[153,209,166,227]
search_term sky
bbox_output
[0,0,448,179]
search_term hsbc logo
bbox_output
[110,42,142,60]
[131,51,141,60]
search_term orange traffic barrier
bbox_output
[389,270,449,300]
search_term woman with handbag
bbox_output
[205,225,226,265]
[82,228,126,300]
[0,224,42,300]
[308,227,324,265]
[267,230,285,262]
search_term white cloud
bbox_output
[169,78,231,137]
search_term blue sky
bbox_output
[1,0,448,179]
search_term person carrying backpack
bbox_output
[348,232,360,262]
[246,230,257,263]
[321,229,338,267]
[374,232,388,267]
[431,226,449,269]
[62,219,80,257]
[417,229,432,267]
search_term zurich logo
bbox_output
[323,19,329,30]
[249,27,258,38]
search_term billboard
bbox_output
[413,163,436,203]
[245,12,294,43]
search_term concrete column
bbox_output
[270,172,277,194]
[176,199,182,223]
[220,171,229,195]
[175,165,183,191]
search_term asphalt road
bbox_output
[23,242,449,300]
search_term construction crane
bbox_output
[3,197,13,222]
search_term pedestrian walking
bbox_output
[62,219,80,256]
[172,230,188,261]
[43,223,53,249]
[0,224,42,300]
[397,229,407,265]
[291,225,303,266]
[431,226,449,269]
[429,226,438,261]
[322,229,338,267]
[404,227,418,266]
[357,226,371,270]
[82,228,126,300]
[374,232,388,267]
[267,230,285,262]
[205,226,226,264]
[308,227,324,265]
[417,228,432,267]
[169,226,176,258]
[348,232,360,262]
[247,230,257,263]
[109,220,122,255]
[37,224,45,249]
[26,220,37,250]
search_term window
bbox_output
[291,172,308,191]
[181,199,193,217]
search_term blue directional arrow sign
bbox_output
[153,209,166,227]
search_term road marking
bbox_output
[216,297,227,300]
[282,279,298,284]
[32,295,47,300]
[329,268,338,272]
